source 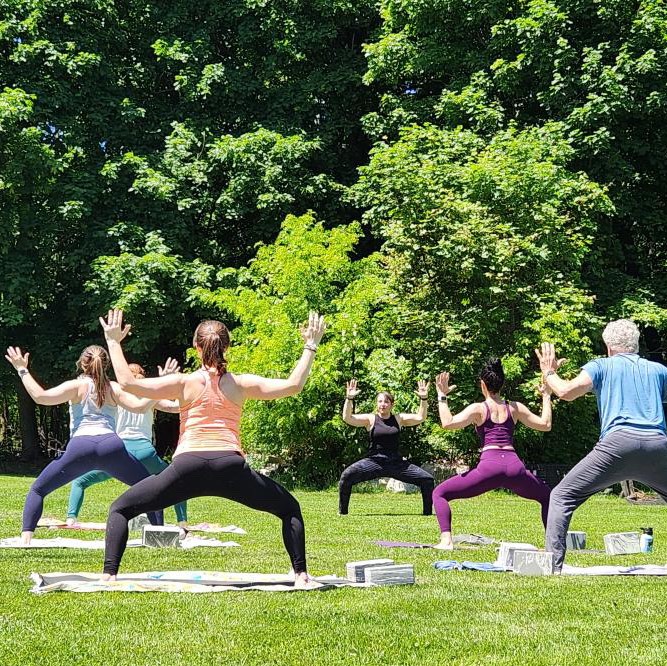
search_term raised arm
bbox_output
[5,347,80,405]
[100,310,187,402]
[535,343,593,401]
[514,384,552,432]
[342,379,374,428]
[235,312,327,401]
[435,371,482,430]
[397,380,430,427]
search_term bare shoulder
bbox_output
[219,372,245,405]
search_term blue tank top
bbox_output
[475,401,515,448]
[69,378,117,437]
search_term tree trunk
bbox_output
[17,384,39,461]
[620,480,636,498]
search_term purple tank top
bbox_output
[475,401,515,448]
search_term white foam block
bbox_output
[142,525,181,548]
[346,559,395,582]
[513,550,554,576]
[364,564,414,586]
[496,542,538,569]
[566,531,586,550]
[604,532,641,555]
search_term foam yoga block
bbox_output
[495,542,538,569]
[346,559,395,582]
[142,525,181,548]
[128,514,151,532]
[604,532,641,555]
[513,551,554,576]
[364,564,415,586]
[566,531,587,550]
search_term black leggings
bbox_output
[338,454,435,515]
[104,451,306,575]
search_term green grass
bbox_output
[2,475,667,665]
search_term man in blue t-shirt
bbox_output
[536,319,667,571]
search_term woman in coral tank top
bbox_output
[99,308,326,589]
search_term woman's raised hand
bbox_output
[415,379,430,399]
[346,379,360,399]
[99,309,131,343]
[299,311,326,346]
[5,346,29,371]
[435,371,456,396]
[158,357,181,376]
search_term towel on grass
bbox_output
[30,571,363,593]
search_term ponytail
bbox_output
[77,345,111,407]
[193,320,230,376]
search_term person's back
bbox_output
[583,354,667,437]
[69,377,117,436]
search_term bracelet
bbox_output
[304,344,317,353]
[545,370,556,377]
[18,368,29,378]
[438,395,448,403]
[419,397,428,401]
[345,396,356,401]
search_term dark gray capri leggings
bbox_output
[104,450,306,575]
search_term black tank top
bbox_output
[369,414,401,456]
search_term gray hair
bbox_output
[602,319,640,353]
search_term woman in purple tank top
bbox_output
[431,358,552,550]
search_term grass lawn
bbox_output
[2,474,667,665]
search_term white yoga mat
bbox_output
[1,537,240,549]
[562,563,667,576]
[37,518,247,535]
[30,571,363,593]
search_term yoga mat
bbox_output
[30,571,364,594]
[37,519,247,535]
[374,534,498,549]
[38,518,107,531]
[0,537,240,549]
[187,523,247,535]
[433,560,667,576]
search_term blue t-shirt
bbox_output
[582,354,667,439]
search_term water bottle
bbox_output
[640,527,654,553]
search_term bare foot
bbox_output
[100,573,116,582]
[20,531,33,546]
[66,518,76,527]
[293,572,322,590]
[433,532,454,550]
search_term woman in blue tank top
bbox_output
[431,358,553,550]
[339,379,435,515]
[5,343,165,544]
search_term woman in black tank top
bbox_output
[339,379,435,515]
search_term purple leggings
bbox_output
[432,449,551,532]
[22,432,160,531]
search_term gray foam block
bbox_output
[603,532,641,555]
[346,559,395,582]
[513,550,554,576]
[364,564,415,586]
[566,531,587,550]
[142,525,181,548]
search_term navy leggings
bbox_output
[104,451,306,576]
[432,449,551,532]
[338,454,435,515]
[22,432,161,531]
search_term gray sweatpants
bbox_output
[546,427,667,570]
